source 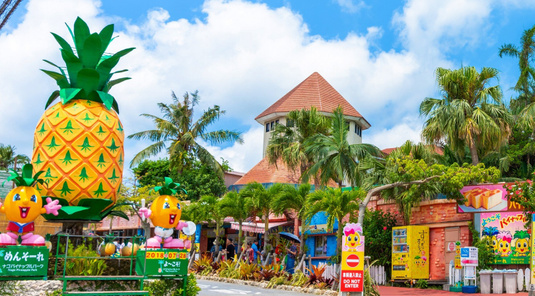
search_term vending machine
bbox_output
[392,225,429,280]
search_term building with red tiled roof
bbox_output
[256,72,371,157]
[232,157,337,187]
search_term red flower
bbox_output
[383,226,387,230]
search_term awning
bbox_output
[230,221,292,234]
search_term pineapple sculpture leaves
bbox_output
[33,17,134,220]
[41,17,134,112]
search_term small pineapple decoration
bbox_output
[32,17,134,210]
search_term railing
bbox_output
[448,260,531,292]
[54,233,148,296]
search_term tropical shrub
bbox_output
[191,255,213,276]
[65,239,107,276]
[362,209,398,276]
[218,260,240,279]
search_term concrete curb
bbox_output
[196,275,338,295]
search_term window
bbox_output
[275,120,279,125]
[270,121,274,130]
[266,123,270,132]
[355,124,362,136]
[286,119,294,127]
[315,236,328,257]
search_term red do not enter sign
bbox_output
[346,253,360,268]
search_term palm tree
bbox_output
[499,25,535,115]
[266,107,331,180]
[128,91,243,178]
[271,183,311,255]
[0,144,29,170]
[305,187,364,257]
[302,107,381,187]
[219,191,251,256]
[420,66,513,165]
[240,182,283,253]
[185,195,225,259]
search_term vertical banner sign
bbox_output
[531,220,535,285]
[454,241,462,269]
[341,223,365,293]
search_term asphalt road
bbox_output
[197,279,313,296]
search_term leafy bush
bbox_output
[289,270,307,286]
[65,239,107,276]
[362,209,398,275]
[218,260,240,279]
[145,274,200,296]
[469,221,497,270]
[191,255,213,276]
[416,279,428,289]
[363,260,380,296]
[239,262,259,280]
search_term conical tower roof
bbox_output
[255,72,370,128]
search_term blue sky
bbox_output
[1,0,535,174]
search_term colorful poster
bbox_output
[458,184,507,213]
[531,220,535,285]
[481,212,530,264]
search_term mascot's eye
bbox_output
[525,243,528,248]
[347,236,352,241]
[163,202,170,209]
[13,194,20,202]
[177,203,181,210]
[30,195,37,203]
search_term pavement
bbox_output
[378,286,529,295]
[198,279,531,296]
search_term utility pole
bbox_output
[0,0,23,31]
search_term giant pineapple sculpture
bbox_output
[32,17,134,212]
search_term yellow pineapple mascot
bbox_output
[33,17,134,213]
[139,178,190,249]
[0,164,61,246]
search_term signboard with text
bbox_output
[0,246,48,278]
[340,223,364,293]
[481,212,530,264]
[460,247,478,267]
[136,249,188,276]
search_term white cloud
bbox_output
[203,126,264,173]
[366,117,423,150]
[0,0,532,177]
[333,0,366,13]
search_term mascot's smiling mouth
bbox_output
[20,207,30,218]
[169,214,176,224]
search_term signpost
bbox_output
[340,223,365,295]
[0,246,49,279]
[454,242,462,269]
[136,249,188,276]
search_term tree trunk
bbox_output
[336,220,344,257]
[238,220,243,257]
[299,218,306,255]
[142,220,151,241]
[469,138,479,165]
[214,222,221,260]
[61,222,84,235]
[263,211,269,254]
[109,216,113,234]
